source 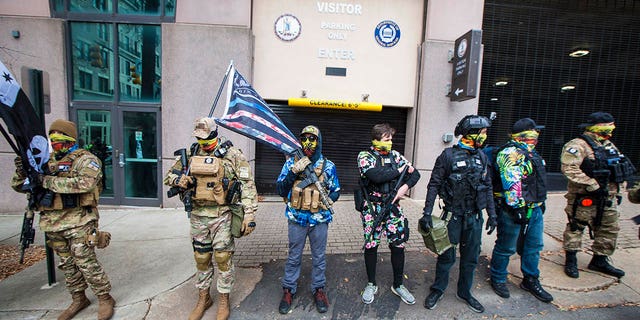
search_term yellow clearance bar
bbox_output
[288,98,382,112]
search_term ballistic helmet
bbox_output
[454,115,491,137]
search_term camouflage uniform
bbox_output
[163,138,258,293]
[561,132,622,256]
[11,149,111,296]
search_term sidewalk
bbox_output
[0,193,639,319]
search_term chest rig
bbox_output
[440,146,486,215]
[579,134,636,183]
[361,151,399,201]
[190,155,232,205]
[39,149,101,211]
[290,158,327,212]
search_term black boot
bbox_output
[588,255,625,278]
[520,276,553,303]
[564,250,579,278]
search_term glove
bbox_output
[291,156,311,174]
[241,212,256,236]
[486,214,497,235]
[174,174,194,189]
[14,157,26,178]
[43,160,58,175]
[616,195,622,205]
[419,214,433,231]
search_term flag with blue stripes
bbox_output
[215,66,300,155]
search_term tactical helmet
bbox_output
[454,115,491,136]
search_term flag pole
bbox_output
[208,60,234,118]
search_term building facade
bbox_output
[0,0,638,211]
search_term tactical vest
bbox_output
[440,146,487,215]
[361,151,399,197]
[579,134,636,183]
[39,149,102,211]
[190,155,231,205]
[289,158,327,212]
[496,142,547,202]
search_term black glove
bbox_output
[419,214,433,231]
[616,195,622,205]
[540,202,546,214]
[511,206,527,224]
[486,214,497,235]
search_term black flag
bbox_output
[0,59,50,173]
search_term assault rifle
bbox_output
[371,166,409,232]
[167,148,194,218]
[293,149,335,215]
[19,210,36,264]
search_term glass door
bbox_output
[76,108,161,206]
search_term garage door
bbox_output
[255,103,408,195]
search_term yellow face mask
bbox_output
[466,133,487,147]
[586,124,615,140]
[197,137,218,151]
[300,135,317,156]
[49,133,76,143]
[372,139,392,152]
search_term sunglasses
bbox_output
[300,136,317,143]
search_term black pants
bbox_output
[430,213,482,298]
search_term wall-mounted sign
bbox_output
[374,20,401,48]
[450,29,482,102]
[274,14,302,41]
[288,98,382,112]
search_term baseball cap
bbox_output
[512,118,544,133]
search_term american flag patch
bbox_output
[88,161,100,171]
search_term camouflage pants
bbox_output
[563,195,620,256]
[46,221,111,296]
[191,212,235,293]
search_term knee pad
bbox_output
[214,251,233,272]
[194,251,212,271]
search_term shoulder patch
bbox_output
[88,161,101,171]
[567,147,578,154]
[238,166,250,179]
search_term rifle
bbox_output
[293,149,335,215]
[167,148,194,218]
[371,166,409,232]
[19,210,36,264]
[516,207,532,256]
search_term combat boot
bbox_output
[189,289,213,320]
[97,293,115,320]
[58,291,91,320]
[216,293,230,320]
[520,276,553,303]
[588,255,625,278]
[564,250,579,278]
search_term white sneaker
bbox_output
[361,283,378,304]
[391,285,416,305]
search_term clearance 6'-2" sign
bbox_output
[288,98,382,112]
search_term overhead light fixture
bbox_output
[490,98,499,101]
[495,81,508,86]
[569,49,590,57]
[561,84,576,92]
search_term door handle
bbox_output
[118,153,125,168]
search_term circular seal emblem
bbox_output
[457,38,468,58]
[374,20,401,48]
[274,14,301,41]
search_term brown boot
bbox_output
[188,289,213,320]
[216,293,230,320]
[97,294,116,320]
[58,291,91,320]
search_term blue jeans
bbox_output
[282,221,328,294]
[490,206,544,283]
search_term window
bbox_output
[52,0,175,18]
[70,22,114,101]
[119,24,161,102]
[78,70,92,90]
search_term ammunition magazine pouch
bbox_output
[290,161,327,212]
[418,214,452,255]
[190,156,229,205]
[39,190,99,211]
